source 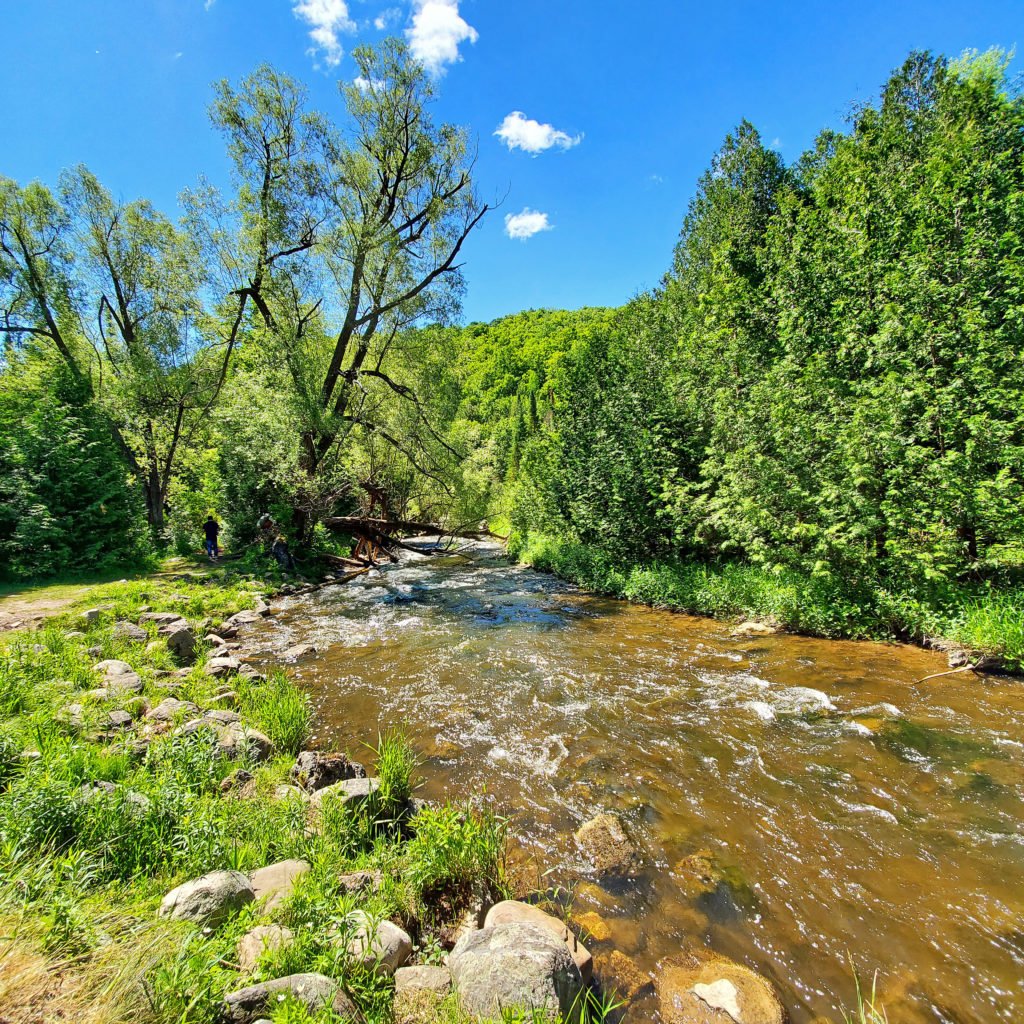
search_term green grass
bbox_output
[240,669,314,756]
[511,532,1024,672]
[0,574,517,1024]
[842,962,889,1024]
[372,730,419,811]
[404,802,511,926]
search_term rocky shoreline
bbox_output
[180,592,796,1024]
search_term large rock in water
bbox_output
[574,812,638,876]
[223,974,355,1024]
[448,922,584,1021]
[657,951,787,1024]
[158,869,254,927]
[484,900,592,982]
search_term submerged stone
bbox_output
[574,812,639,876]
[657,950,786,1024]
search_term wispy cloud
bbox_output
[504,208,552,241]
[354,75,385,92]
[292,0,356,68]
[374,6,401,30]
[406,0,478,75]
[204,0,216,9]
[495,111,582,155]
[770,137,782,151]
[174,51,184,60]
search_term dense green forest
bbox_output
[2,46,1022,661]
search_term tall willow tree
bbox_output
[208,39,488,536]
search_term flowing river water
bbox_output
[245,541,1024,1024]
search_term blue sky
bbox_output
[2,0,1021,323]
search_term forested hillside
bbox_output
[2,47,1022,660]
[454,51,1024,578]
[435,51,1024,656]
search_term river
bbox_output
[246,540,1024,1024]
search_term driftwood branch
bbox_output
[322,515,503,541]
[915,664,978,685]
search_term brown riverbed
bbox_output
[247,541,1024,1024]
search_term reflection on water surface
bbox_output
[248,541,1024,1024]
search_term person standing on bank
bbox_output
[203,514,221,562]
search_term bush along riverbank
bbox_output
[510,533,1024,676]
[0,573,666,1024]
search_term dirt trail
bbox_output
[0,588,92,633]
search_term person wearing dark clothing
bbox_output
[203,516,220,561]
[257,512,296,572]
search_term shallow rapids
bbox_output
[247,541,1024,1024]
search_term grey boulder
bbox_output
[395,964,452,998]
[139,611,187,626]
[113,620,148,643]
[218,723,274,761]
[145,698,199,723]
[166,626,196,662]
[206,656,241,677]
[449,922,584,1021]
[237,924,294,973]
[309,776,380,809]
[343,910,412,975]
[223,974,355,1024]
[290,750,366,793]
[250,859,310,911]
[484,900,592,983]
[158,869,254,927]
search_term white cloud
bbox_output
[204,0,216,9]
[495,111,582,155]
[174,51,184,60]
[292,0,356,67]
[374,6,401,30]
[406,0,478,75]
[504,208,552,241]
[770,137,782,150]
[354,75,385,92]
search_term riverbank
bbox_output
[0,573,527,1024]
[509,533,1024,676]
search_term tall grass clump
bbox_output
[942,590,1024,672]
[842,963,888,1024]
[240,669,312,755]
[405,802,510,923]
[373,731,418,811]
